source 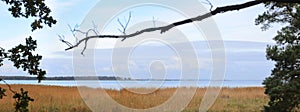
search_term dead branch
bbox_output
[61,0,300,53]
[152,16,158,27]
[201,0,214,11]
[117,12,132,35]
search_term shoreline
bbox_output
[0,83,264,89]
[1,80,264,89]
[0,83,264,90]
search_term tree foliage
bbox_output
[0,37,45,111]
[1,0,57,31]
[13,88,34,112]
[1,0,55,111]
[0,37,46,82]
[256,2,300,111]
[0,86,6,99]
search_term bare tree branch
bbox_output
[201,0,214,11]
[68,24,81,43]
[117,12,132,35]
[62,0,300,53]
[61,23,101,55]
[1,80,17,94]
[92,21,100,34]
[152,16,158,27]
[59,35,73,47]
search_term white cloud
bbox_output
[102,67,112,71]
[46,0,80,16]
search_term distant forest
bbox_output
[0,76,130,80]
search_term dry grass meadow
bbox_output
[0,84,268,112]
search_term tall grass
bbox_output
[0,85,268,112]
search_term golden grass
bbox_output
[0,85,268,112]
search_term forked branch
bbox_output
[60,0,300,54]
[118,12,132,36]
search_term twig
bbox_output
[59,35,73,47]
[60,23,100,55]
[202,0,213,11]
[92,21,100,34]
[68,24,80,43]
[152,16,158,27]
[117,12,132,35]
[1,80,17,94]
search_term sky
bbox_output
[0,0,280,79]
[0,0,281,57]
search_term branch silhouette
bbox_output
[61,0,300,53]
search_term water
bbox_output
[2,80,263,90]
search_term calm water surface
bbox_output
[3,80,263,90]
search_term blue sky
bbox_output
[0,0,99,58]
[0,0,281,58]
[0,0,279,79]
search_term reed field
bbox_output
[0,84,268,112]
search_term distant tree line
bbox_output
[0,76,129,80]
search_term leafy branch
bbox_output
[0,37,45,111]
[1,0,57,31]
[0,79,34,112]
